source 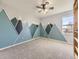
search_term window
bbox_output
[62,16,74,33]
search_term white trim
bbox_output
[0,37,41,51]
[0,37,68,51]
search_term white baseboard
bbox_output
[0,37,41,51]
[0,37,69,51]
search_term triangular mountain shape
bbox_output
[11,17,18,27]
[14,23,32,44]
[33,24,40,38]
[40,23,47,37]
[0,9,18,48]
[15,20,23,34]
[33,23,47,38]
[45,24,53,34]
[48,24,66,42]
[29,24,38,37]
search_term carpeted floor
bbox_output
[0,38,74,59]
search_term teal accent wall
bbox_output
[15,20,23,34]
[29,24,38,37]
[33,24,40,38]
[48,24,66,42]
[0,9,66,48]
[33,23,47,38]
[11,17,18,27]
[14,25,32,43]
[45,24,53,34]
[40,23,47,37]
[0,10,18,48]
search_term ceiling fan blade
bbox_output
[36,6,41,8]
[36,6,43,9]
[38,10,42,13]
[37,8,42,13]
[45,2,49,5]
[49,7,54,9]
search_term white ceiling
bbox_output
[0,0,73,20]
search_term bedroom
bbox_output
[0,0,78,59]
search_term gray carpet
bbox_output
[0,38,74,59]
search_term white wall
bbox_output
[0,0,40,26]
[49,0,73,15]
[39,10,73,31]
[40,14,62,30]
[22,16,40,26]
[0,0,73,27]
[0,0,73,18]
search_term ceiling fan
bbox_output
[36,0,54,13]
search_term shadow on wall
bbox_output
[0,9,66,48]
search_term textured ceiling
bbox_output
[0,0,73,19]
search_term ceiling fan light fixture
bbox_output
[39,9,48,14]
[45,2,49,5]
[36,0,54,14]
